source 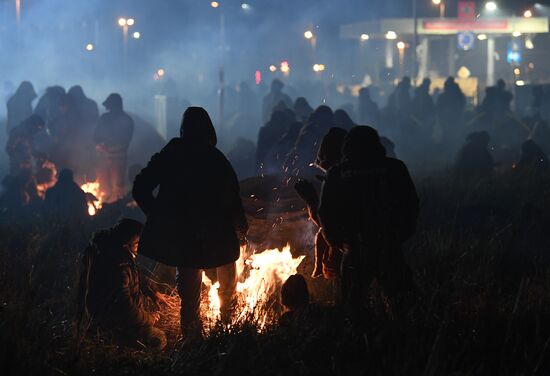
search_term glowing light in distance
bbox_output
[211,1,219,8]
[514,67,521,75]
[528,62,535,69]
[485,2,497,12]
[157,68,165,77]
[126,18,135,26]
[432,0,442,5]
[304,30,313,39]
[280,61,290,74]
[269,65,277,72]
[118,18,127,27]
[515,80,525,86]
[241,3,250,10]
[524,10,533,18]
[313,64,326,72]
[360,33,369,41]
[512,31,522,37]
[255,70,261,85]
[385,31,397,40]
[85,43,94,51]
[525,37,534,49]
[132,31,140,39]
[477,34,488,40]
[397,41,406,49]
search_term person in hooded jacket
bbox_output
[6,81,36,134]
[295,127,347,278]
[79,219,167,350]
[318,126,419,320]
[132,107,248,338]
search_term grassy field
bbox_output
[1,173,550,375]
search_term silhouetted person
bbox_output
[358,87,380,128]
[34,85,65,124]
[412,78,435,129]
[287,105,335,177]
[6,114,45,175]
[334,109,355,131]
[437,77,466,144]
[262,79,293,122]
[132,107,248,338]
[68,85,99,130]
[295,127,347,278]
[44,169,88,222]
[0,175,31,216]
[256,110,293,174]
[516,139,550,176]
[79,219,167,350]
[6,81,36,134]
[318,126,419,320]
[453,131,494,182]
[294,97,314,122]
[94,93,134,201]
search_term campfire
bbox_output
[159,244,306,338]
[80,181,106,216]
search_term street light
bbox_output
[118,17,127,26]
[85,43,94,52]
[360,33,369,41]
[126,18,135,26]
[385,31,397,40]
[211,1,219,8]
[132,31,141,39]
[304,30,313,39]
[512,31,522,37]
[432,0,445,18]
[157,68,165,77]
[524,9,533,18]
[485,1,497,12]
[477,33,488,40]
[313,64,326,72]
[397,41,406,50]
[269,64,277,72]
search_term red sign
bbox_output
[458,1,476,20]
[423,19,508,31]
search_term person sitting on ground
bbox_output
[79,219,167,350]
[295,127,347,278]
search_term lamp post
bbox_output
[412,0,418,83]
[432,0,445,18]
[15,0,21,25]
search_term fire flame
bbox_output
[201,244,305,330]
[80,181,105,216]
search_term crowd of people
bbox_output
[2,75,550,351]
[2,82,135,220]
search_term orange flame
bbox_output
[201,244,305,329]
[80,181,105,216]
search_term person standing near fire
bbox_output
[318,126,419,323]
[94,93,134,201]
[132,107,248,340]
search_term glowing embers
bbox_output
[80,181,106,216]
[201,244,305,331]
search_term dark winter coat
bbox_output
[94,110,134,155]
[319,157,418,248]
[133,137,248,268]
[83,232,153,329]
